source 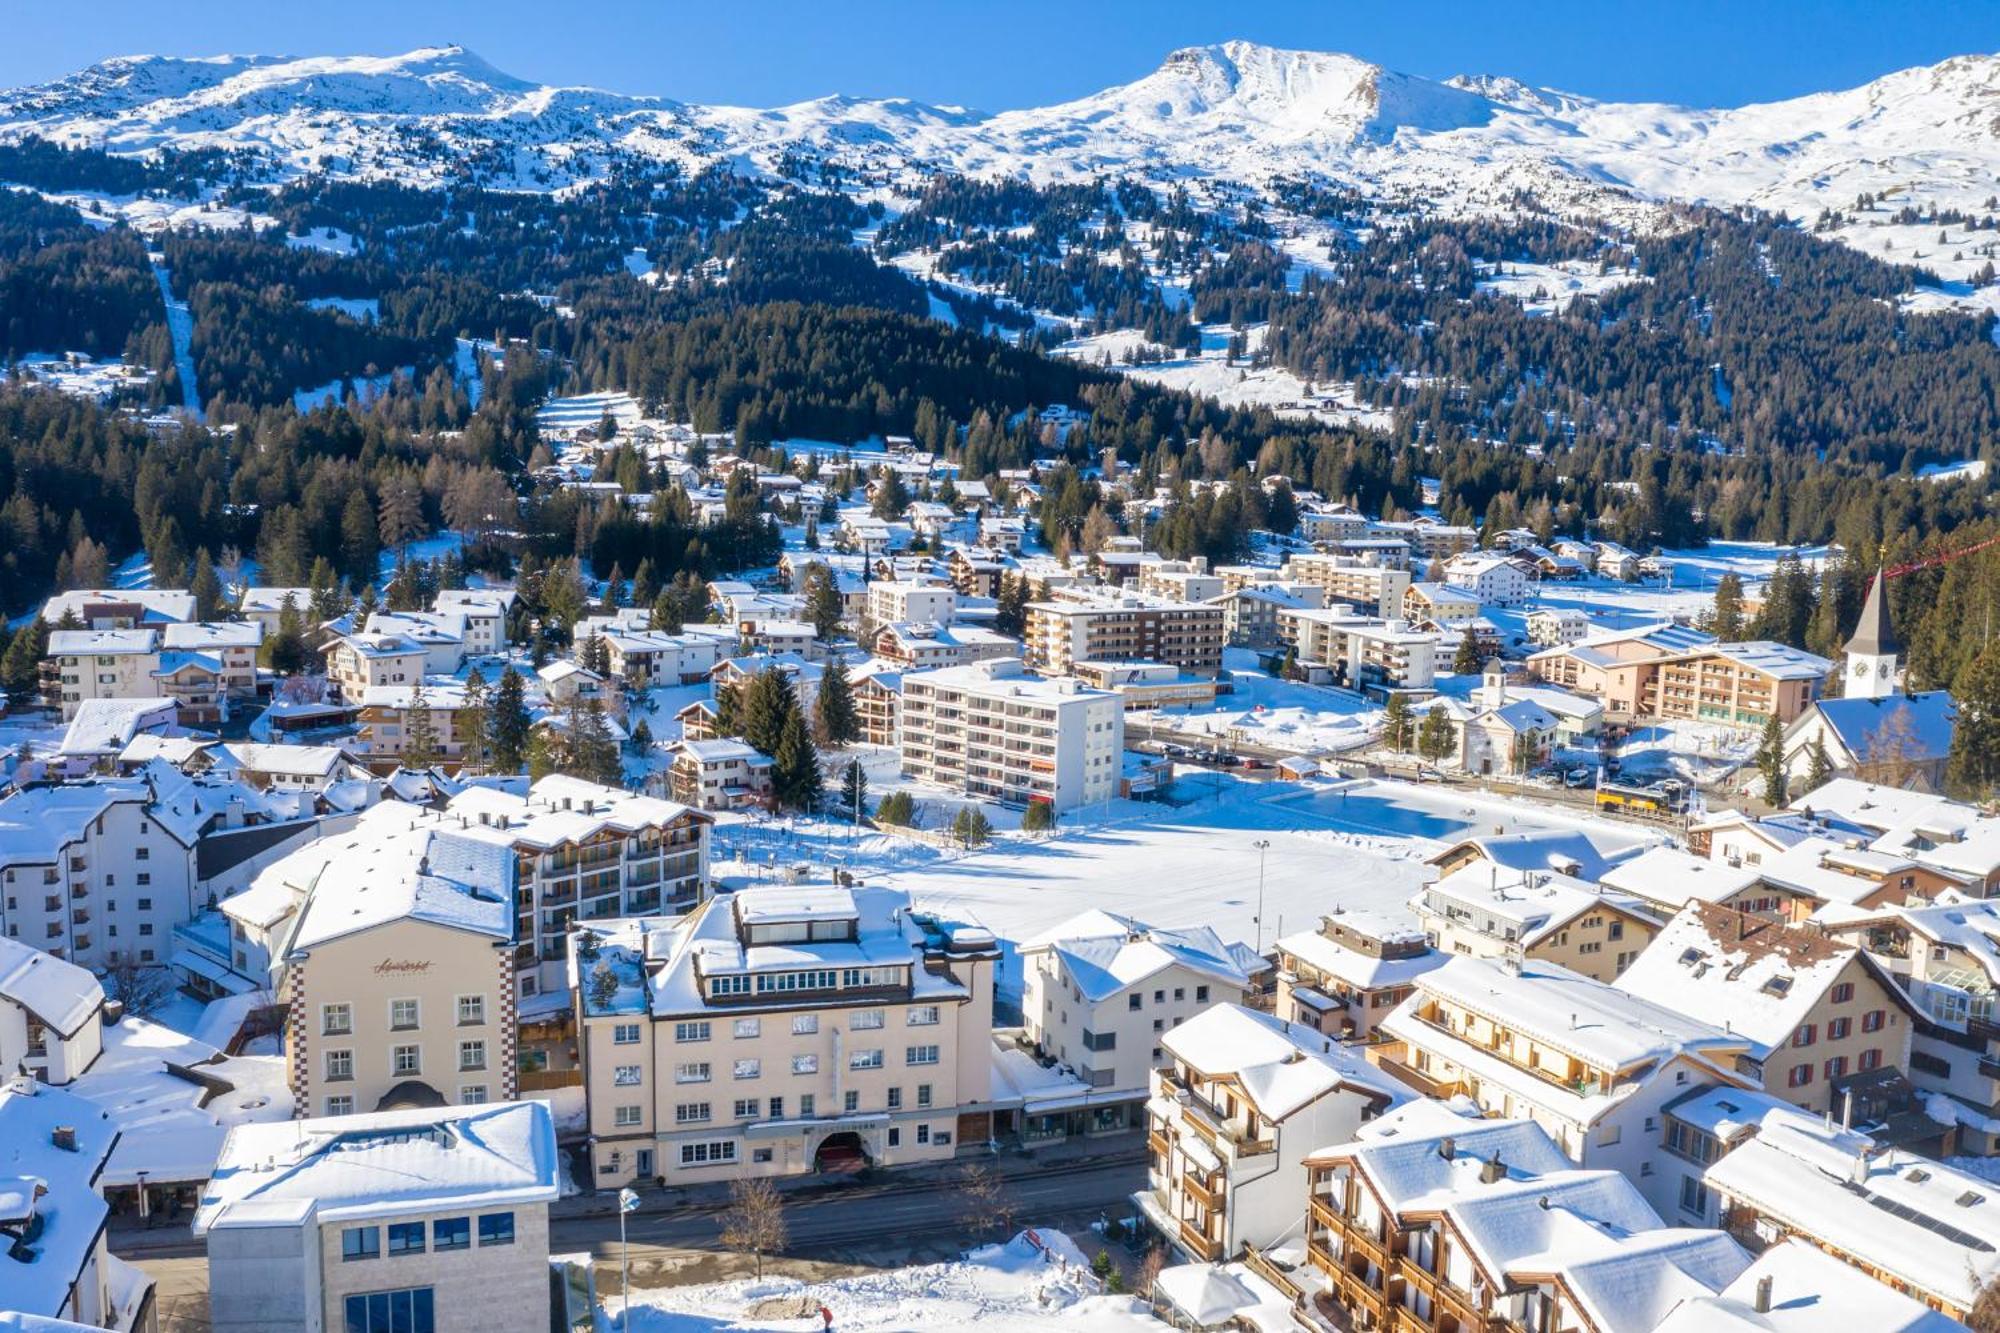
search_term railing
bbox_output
[1178,1220,1224,1262]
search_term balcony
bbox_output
[1183,1171,1225,1212]
[1178,1220,1224,1263]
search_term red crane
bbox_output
[1883,532,2000,579]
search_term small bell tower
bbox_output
[1844,569,1898,700]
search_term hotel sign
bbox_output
[373,959,434,975]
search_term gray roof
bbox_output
[1845,569,1897,657]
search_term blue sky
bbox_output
[4,0,1998,108]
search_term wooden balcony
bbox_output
[1178,1220,1224,1262]
[1147,1129,1169,1156]
[1183,1171,1224,1212]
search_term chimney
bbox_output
[1439,1136,1456,1162]
[51,1126,77,1152]
[1754,1276,1774,1314]
[1850,1150,1870,1187]
[1479,1153,1506,1185]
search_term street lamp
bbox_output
[1252,839,1271,953]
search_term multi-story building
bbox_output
[324,632,429,702]
[1274,909,1443,1042]
[1529,624,1830,727]
[1141,1004,1406,1261]
[850,664,901,746]
[1400,581,1481,627]
[1707,1114,2000,1321]
[1443,552,1530,606]
[1612,902,1916,1116]
[865,580,957,628]
[236,586,313,635]
[1414,864,1659,982]
[668,739,774,811]
[898,658,1123,813]
[0,935,103,1084]
[353,683,476,770]
[570,883,1001,1186]
[1528,607,1591,647]
[1212,583,1325,650]
[1024,594,1225,678]
[0,1080,156,1331]
[362,610,476,675]
[44,629,161,721]
[162,621,262,698]
[1281,552,1410,617]
[41,588,194,628]
[1376,956,1756,1177]
[431,588,516,657]
[1305,1105,1752,1333]
[1135,558,1224,604]
[1018,909,1254,1120]
[602,629,721,689]
[1279,609,1439,691]
[194,1100,559,1333]
[871,622,1014,670]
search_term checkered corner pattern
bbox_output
[287,960,310,1119]
[498,948,519,1102]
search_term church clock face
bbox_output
[1878,661,1890,676]
[1853,661,1869,678]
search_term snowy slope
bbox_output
[4,40,2000,272]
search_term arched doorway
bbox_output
[813,1131,868,1175]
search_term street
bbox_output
[133,1156,1150,1331]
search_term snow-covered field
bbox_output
[4,352,154,402]
[538,391,643,436]
[1054,324,1395,431]
[1134,649,1380,755]
[618,1228,1162,1333]
[1474,260,1648,316]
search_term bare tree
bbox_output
[1861,708,1923,789]
[106,960,175,1016]
[956,1162,1018,1242]
[718,1177,788,1280]
[1137,1247,1167,1306]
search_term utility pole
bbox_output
[1253,838,1271,953]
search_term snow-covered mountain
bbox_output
[7,39,2000,256]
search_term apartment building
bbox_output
[1279,609,1439,690]
[1400,581,1481,627]
[1024,594,1225,678]
[0,1081,156,1331]
[1281,552,1410,617]
[865,580,957,628]
[1707,1114,2000,1321]
[325,633,429,702]
[1612,902,1915,1115]
[1414,864,1659,982]
[570,883,1001,1186]
[1019,909,1254,1120]
[44,629,161,721]
[1305,1106,1752,1333]
[668,739,774,811]
[1529,624,1830,727]
[1443,552,1530,606]
[1141,1004,1406,1262]
[195,1100,559,1333]
[1376,957,1755,1180]
[1136,558,1223,604]
[353,683,476,770]
[1274,909,1443,1042]
[432,588,516,656]
[898,658,1123,813]
[850,664,901,747]
[1068,660,1220,711]
[602,629,722,689]
[1212,582,1325,650]
[362,611,477,675]
[1528,607,1591,647]
[0,935,103,1084]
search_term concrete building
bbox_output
[570,884,1001,1187]
[865,581,957,628]
[1018,909,1254,1121]
[1400,582,1481,627]
[1274,908,1444,1042]
[0,1080,155,1331]
[40,588,194,629]
[1279,609,1439,691]
[193,1100,559,1333]
[1527,607,1591,647]
[324,634,429,703]
[1414,863,1658,982]
[44,629,161,722]
[0,937,103,1085]
[898,658,1123,813]
[1024,594,1226,678]
[668,739,774,811]
[1443,552,1530,606]
[1140,1004,1407,1262]
[1529,624,1830,727]
[1136,558,1224,605]
[1280,553,1410,618]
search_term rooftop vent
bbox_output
[1479,1153,1506,1185]
[1754,1275,1774,1314]
[50,1126,77,1152]
[1438,1137,1456,1162]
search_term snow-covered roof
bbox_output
[236,587,313,615]
[1429,827,1639,882]
[0,1081,118,1318]
[0,780,164,865]
[1421,863,1647,949]
[56,697,181,756]
[1809,691,1956,764]
[437,775,702,850]
[1653,1238,1964,1333]
[1161,1003,1406,1122]
[1787,778,1961,834]
[675,738,767,765]
[1705,1117,2000,1312]
[1275,926,1442,992]
[0,937,102,1037]
[1701,641,1833,680]
[161,621,262,650]
[271,804,513,953]
[1611,903,1870,1060]
[47,627,157,656]
[41,588,195,626]
[194,1100,558,1233]
[1021,909,1253,1002]
[1598,847,1761,913]
[220,743,350,778]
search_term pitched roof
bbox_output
[1846,569,1897,657]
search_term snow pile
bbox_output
[618,1228,1163,1332]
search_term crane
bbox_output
[1882,532,2000,579]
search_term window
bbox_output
[322,1003,352,1036]
[457,995,485,1025]
[852,1010,885,1030]
[1787,1065,1814,1088]
[1832,982,1855,1004]
[1863,1009,1887,1033]
[675,1102,711,1124]
[432,1217,469,1252]
[888,1087,903,1109]
[1174,988,1185,1001]
[393,1045,421,1076]
[734,1058,762,1080]
[800,1094,815,1116]
[1791,1024,1816,1048]
[342,1226,381,1261]
[326,1049,354,1081]
[614,1023,642,1045]
[478,1212,515,1246]
[844,1090,860,1112]
[1196,985,1209,1003]
[1128,994,1142,1011]
[680,1141,737,1166]
[734,1017,761,1039]
[850,1049,884,1070]
[1827,1017,1852,1040]
[615,1105,644,1127]
[907,1005,940,1026]
[386,1222,425,1256]
[390,998,420,1030]
[1679,1175,1710,1217]
[1153,990,1164,1004]
[460,1085,488,1105]
[1083,1030,1115,1052]
[906,1045,940,1066]
[888,1127,901,1148]
[728,1097,760,1118]
[458,1040,486,1072]
[1860,1048,1883,1071]
[792,1014,819,1035]
[1825,1055,1849,1080]
[675,1021,712,1042]
[917,1083,933,1108]
[343,1288,435,1333]
[326,1095,354,1116]
[792,1054,819,1075]
[917,1124,931,1145]
[614,1064,643,1087]
[675,1062,711,1083]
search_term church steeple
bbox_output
[1844,569,1899,699]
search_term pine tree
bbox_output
[771,708,823,810]
[1418,705,1456,765]
[564,698,623,786]
[307,557,347,622]
[579,633,611,679]
[993,575,1029,639]
[815,658,858,746]
[1022,801,1056,834]
[489,667,532,773]
[839,758,868,822]
[1756,713,1789,807]
[1452,627,1480,675]
[1382,692,1415,752]
[459,667,491,775]
[265,597,310,675]
[1949,645,2000,798]
[188,547,224,621]
[1803,735,1835,793]
[630,558,658,610]
[802,564,843,639]
[1711,572,1746,640]
[741,668,794,755]
[651,590,683,634]
[403,681,442,770]
[0,616,48,703]
[871,468,911,520]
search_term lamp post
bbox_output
[617,1186,640,1326]
[1252,839,1271,953]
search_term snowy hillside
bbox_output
[4,40,2000,275]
